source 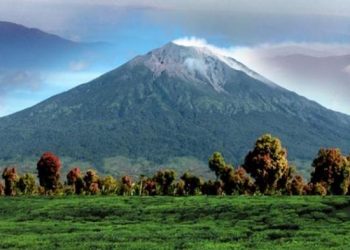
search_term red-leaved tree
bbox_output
[37,152,61,193]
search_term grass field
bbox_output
[0,196,349,249]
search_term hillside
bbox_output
[0,21,107,70]
[0,42,349,175]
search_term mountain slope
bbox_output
[0,21,107,70]
[0,42,349,175]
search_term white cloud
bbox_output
[174,36,350,114]
[69,61,89,71]
[344,65,350,74]
[173,36,240,59]
[0,70,43,95]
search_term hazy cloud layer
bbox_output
[174,37,350,114]
[0,70,42,95]
[1,0,350,44]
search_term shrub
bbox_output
[286,175,305,195]
[17,173,36,195]
[100,176,118,195]
[201,180,223,195]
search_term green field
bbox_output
[0,196,349,249]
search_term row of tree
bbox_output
[1,134,350,196]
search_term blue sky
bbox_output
[0,0,350,116]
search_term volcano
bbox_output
[0,42,349,175]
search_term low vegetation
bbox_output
[1,134,350,196]
[0,196,349,249]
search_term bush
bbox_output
[17,173,36,195]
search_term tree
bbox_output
[37,152,61,193]
[137,175,147,196]
[100,176,118,195]
[219,166,255,195]
[175,179,186,196]
[18,173,36,195]
[120,176,133,195]
[310,148,350,195]
[201,180,223,195]
[67,168,84,194]
[83,170,100,194]
[286,175,305,195]
[2,167,18,196]
[180,172,202,195]
[307,182,328,195]
[153,169,176,195]
[208,152,226,179]
[0,182,3,196]
[243,134,291,194]
[144,179,157,196]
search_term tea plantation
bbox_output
[0,196,349,249]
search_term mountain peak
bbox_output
[130,41,277,92]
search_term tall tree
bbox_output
[67,168,84,194]
[243,134,291,194]
[0,182,3,196]
[83,170,100,194]
[310,148,350,195]
[208,152,226,179]
[153,169,176,195]
[120,176,133,195]
[37,152,61,193]
[2,167,18,196]
[180,172,202,195]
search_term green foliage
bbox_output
[0,196,349,249]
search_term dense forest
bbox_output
[1,134,349,196]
